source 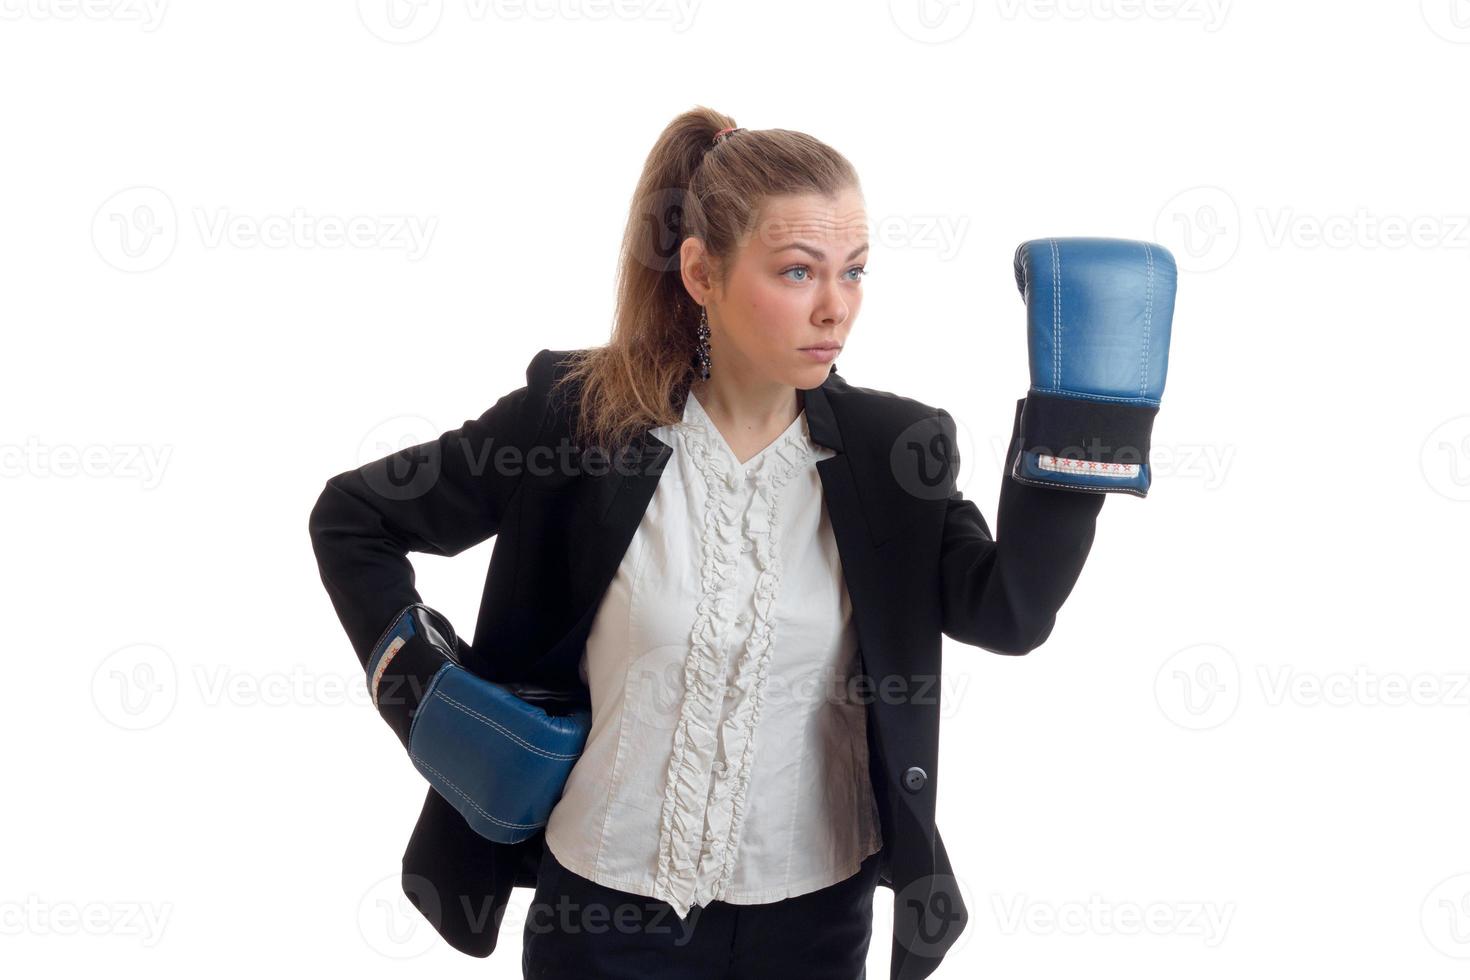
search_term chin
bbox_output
[797,363,834,386]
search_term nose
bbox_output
[815,281,849,327]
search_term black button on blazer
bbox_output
[308,347,1106,980]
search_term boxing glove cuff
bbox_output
[365,602,461,752]
[1012,390,1158,496]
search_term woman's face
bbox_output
[684,186,868,392]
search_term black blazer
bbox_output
[308,347,1106,980]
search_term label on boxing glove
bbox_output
[1036,454,1140,479]
[370,636,408,707]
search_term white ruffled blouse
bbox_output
[543,388,884,919]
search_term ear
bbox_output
[679,235,716,303]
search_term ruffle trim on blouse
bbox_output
[651,396,819,918]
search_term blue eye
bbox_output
[782,265,868,282]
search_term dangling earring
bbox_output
[696,305,712,381]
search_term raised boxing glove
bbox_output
[1012,237,1176,496]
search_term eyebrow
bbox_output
[777,242,870,261]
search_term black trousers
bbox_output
[522,843,882,980]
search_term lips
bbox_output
[800,344,842,351]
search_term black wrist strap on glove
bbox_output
[366,603,462,751]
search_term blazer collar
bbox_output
[798,370,844,453]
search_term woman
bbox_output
[309,107,1130,980]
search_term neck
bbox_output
[688,372,802,437]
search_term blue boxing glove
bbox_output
[365,603,592,844]
[1011,237,1176,496]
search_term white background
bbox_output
[4,1,1469,977]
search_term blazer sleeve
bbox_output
[938,397,1106,654]
[307,348,554,669]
